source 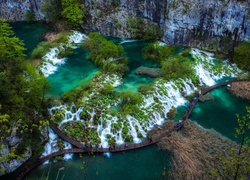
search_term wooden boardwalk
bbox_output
[16,79,246,179]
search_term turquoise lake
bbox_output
[11,22,250,179]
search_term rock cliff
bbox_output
[0,0,44,21]
[1,0,249,51]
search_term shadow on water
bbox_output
[26,145,172,180]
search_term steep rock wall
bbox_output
[82,0,250,52]
[0,0,250,50]
[0,0,44,21]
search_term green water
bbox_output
[27,145,171,180]
[116,40,158,92]
[46,48,99,97]
[10,22,50,56]
[11,23,250,179]
[191,86,250,141]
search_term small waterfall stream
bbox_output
[43,40,242,149]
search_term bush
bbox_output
[161,56,195,80]
[138,84,154,95]
[142,42,175,64]
[127,17,163,40]
[31,41,55,59]
[54,32,69,44]
[84,32,128,75]
[119,89,143,115]
[25,10,35,23]
[233,41,250,71]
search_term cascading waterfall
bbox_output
[48,45,243,148]
[41,127,72,164]
[39,31,87,77]
[49,104,84,126]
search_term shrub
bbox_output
[138,84,154,95]
[25,10,35,23]
[127,17,163,40]
[233,41,250,71]
[142,42,175,64]
[31,41,55,59]
[161,56,195,81]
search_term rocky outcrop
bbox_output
[0,145,31,175]
[0,0,44,21]
[135,66,162,78]
[199,92,214,102]
[82,0,250,52]
[0,128,32,176]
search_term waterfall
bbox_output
[39,31,87,77]
[48,48,243,149]
[41,127,73,164]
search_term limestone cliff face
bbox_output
[82,0,250,52]
[0,0,250,50]
[0,0,44,21]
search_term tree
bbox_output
[25,10,35,23]
[0,19,50,172]
[233,41,250,71]
[142,42,175,64]
[61,0,84,27]
[84,32,128,75]
[119,89,143,115]
[41,0,62,22]
[161,56,194,80]
[210,106,250,179]
[0,19,26,64]
[127,17,163,40]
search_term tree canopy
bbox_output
[233,41,250,71]
[84,32,128,75]
[142,42,175,64]
[161,56,194,80]
[0,19,50,171]
[61,0,84,27]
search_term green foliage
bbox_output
[54,32,69,44]
[142,42,175,64]
[167,106,177,118]
[25,10,35,23]
[41,0,62,22]
[0,19,50,171]
[138,84,154,95]
[84,32,128,75]
[233,41,250,71]
[0,19,26,63]
[119,89,143,115]
[161,56,195,81]
[210,106,250,179]
[111,0,121,7]
[31,41,55,59]
[61,0,84,28]
[127,17,163,40]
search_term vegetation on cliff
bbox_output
[0,19,49,174]
[233,41,250,72]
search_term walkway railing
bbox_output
[16,78,248,180]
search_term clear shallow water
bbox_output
[10,22,50,56]
[116,40,158,92]
[11,23,250,179]
[46,48,99,97]
[27,145,172,180]
[191,86,250,141]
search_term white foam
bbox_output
[39,31,87,77]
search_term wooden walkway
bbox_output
[16,79,247,179]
